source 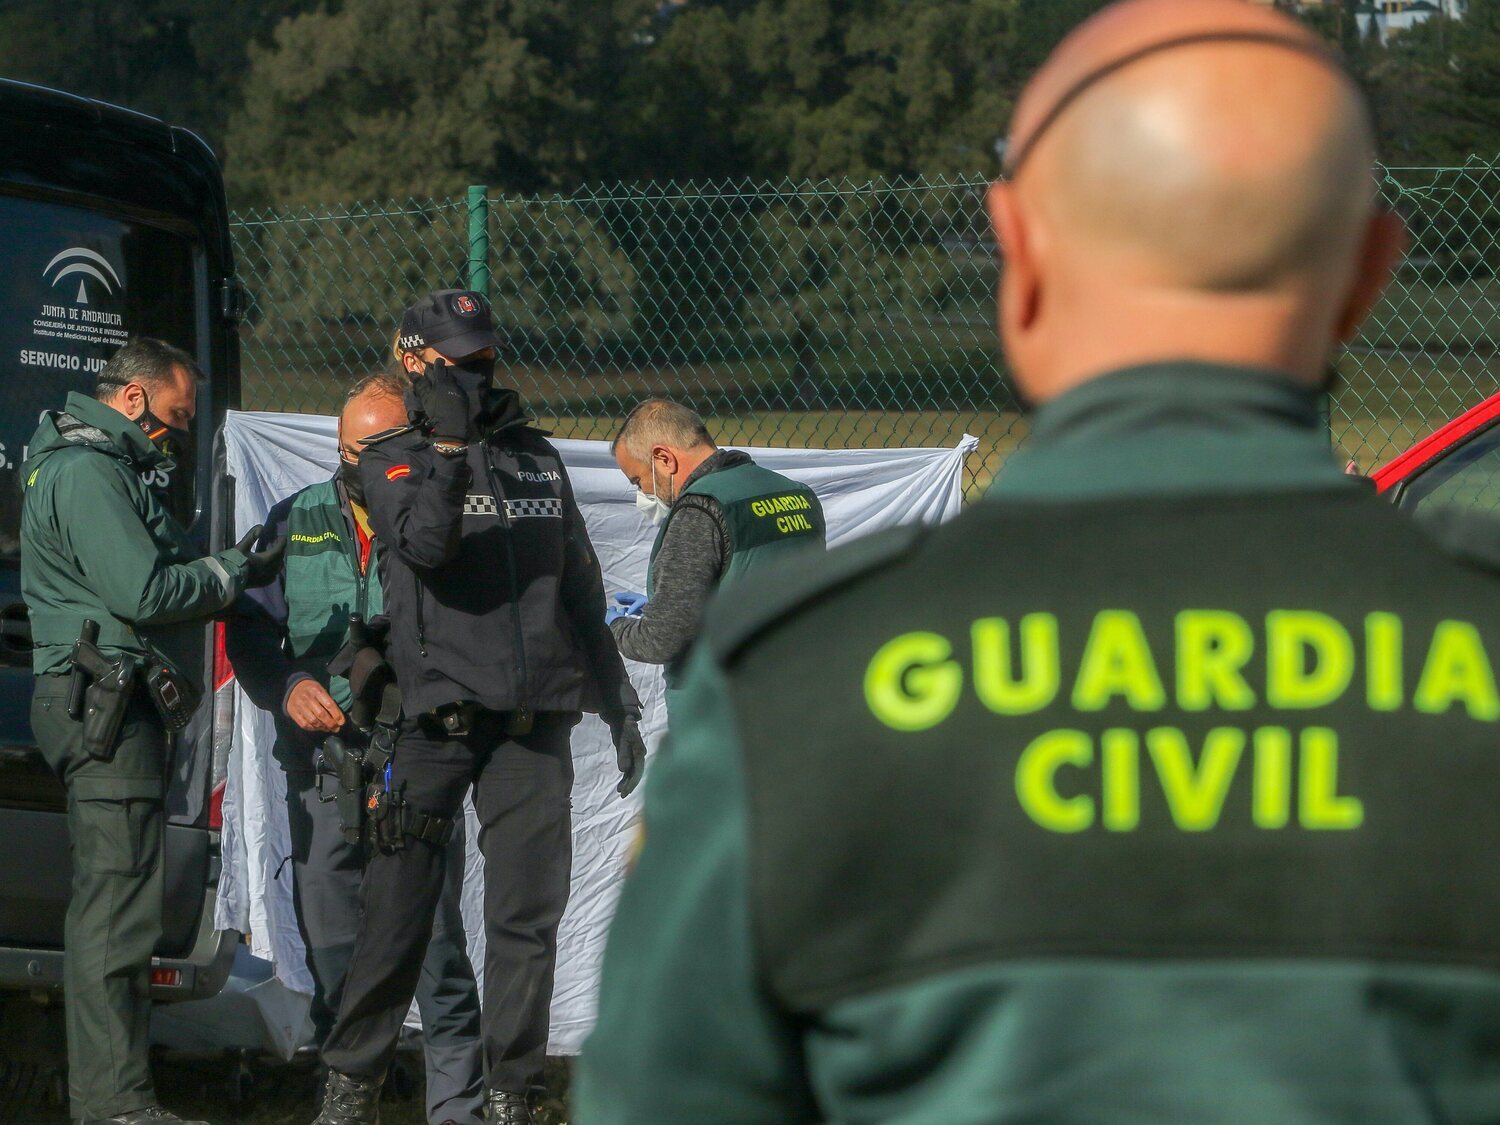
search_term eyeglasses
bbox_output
[338,445,361,463]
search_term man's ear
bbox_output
[986,181,1041,336]
[1335,208,1406,344]
[653,446,679,478]
[119,381,147,420]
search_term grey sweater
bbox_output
[609,450,751,666]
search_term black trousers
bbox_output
[284,768,484,1125]
[322,710,578,1093]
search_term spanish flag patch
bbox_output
[386,465,411,481]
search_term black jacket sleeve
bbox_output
[558,468,642,724]
[359,434,473,571]
[224,496,308,717]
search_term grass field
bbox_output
[239,335,1496,502]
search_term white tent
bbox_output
[216,410,976,1053]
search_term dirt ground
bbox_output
[0,1052,572,1125]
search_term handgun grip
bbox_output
[67,621,102,720]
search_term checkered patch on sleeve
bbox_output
[463,494,499,516]
[504,498,564,520]
[462,496,563,519]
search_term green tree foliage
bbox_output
[608,0,1025,183]
[225,0,655,205]
[3,0,1494,202]
[0,0,311,148]
[1367,0,1500,163]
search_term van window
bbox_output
[0,194,197,562]
[1399,422,1500,520]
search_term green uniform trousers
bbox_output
[31,674,167,1122]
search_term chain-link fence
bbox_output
[231,157,1500,497]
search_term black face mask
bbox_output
[339,459,366,507]
[136,393,191,458]
[428,353,496,395]
[137,391,195,522]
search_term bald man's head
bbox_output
[338,375,409,456]
[988,0,1404,400]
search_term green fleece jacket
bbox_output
[21,392,249,692]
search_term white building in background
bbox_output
[1356,0,1465,45]
[1249,0,1466,20]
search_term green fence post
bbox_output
[467,185,490,298]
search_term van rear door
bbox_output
[0,80,240,962]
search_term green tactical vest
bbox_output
[713,488,1500,1014]
[649,457,825,687]
[282,479,382,712]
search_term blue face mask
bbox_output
[635,461,673,525]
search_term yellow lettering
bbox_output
[973,614,1059,715]
[1299,727,1363,829]
[1147,727,1244,831]
[1414,620,1500,720]
[1266,611,1354,709]
[1072,611,1167,711]
[1365,612,1403,711]
[864,632,962,732]
[1252,726,1292,829]
[1176,610,1256,711]
[1101,728,1139,831]
[1016,729,1094,833]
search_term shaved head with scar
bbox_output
[987,0,1406,404]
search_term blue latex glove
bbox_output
[605,591,649,625]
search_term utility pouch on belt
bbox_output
[145,662,199,732]
[68,620,139,762]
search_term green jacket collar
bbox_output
[992,362,1352,501]
[56,391,168,470]
[682,448,753,491]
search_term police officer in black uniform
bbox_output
[315,291,645,1125]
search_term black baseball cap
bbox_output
[396,289,501,358]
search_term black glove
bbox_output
[413,358,480,444]
[610,716,647,799]
[234,525,287,589]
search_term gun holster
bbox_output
[317,735,369,847]
[68,623,139,762]
[323,614,455,854]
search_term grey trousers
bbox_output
[284,767,484,1125]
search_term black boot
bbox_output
[80,1109,209,1125]
[312,1070,383,1125]
[484,1090,535,1125]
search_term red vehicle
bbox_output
[1373,392,1500,510]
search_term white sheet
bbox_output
[216,410,975,1053]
